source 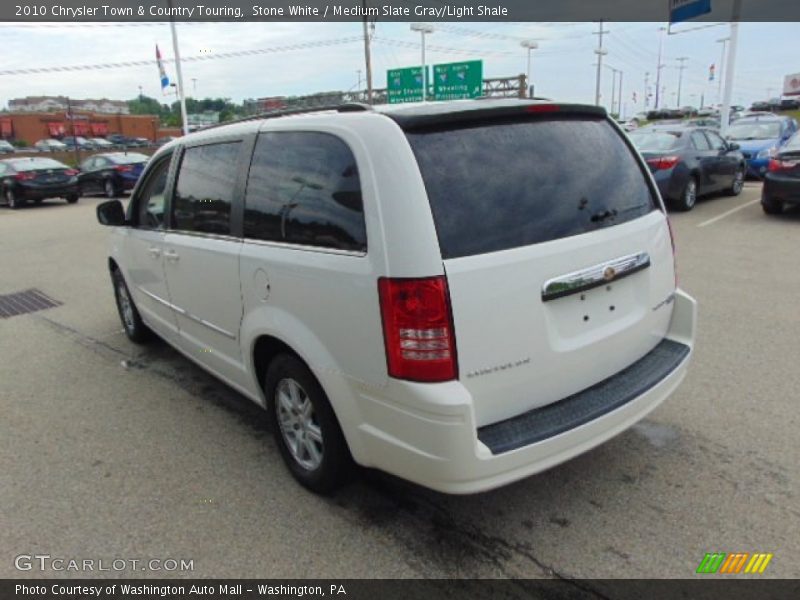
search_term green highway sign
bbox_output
[387,66,427,104]
[433,60,483,101]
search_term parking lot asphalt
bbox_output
[1,184,798,582]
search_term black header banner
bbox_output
[3,0,800,22]
[3,579,800,600]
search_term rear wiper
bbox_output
[590,208,618,223]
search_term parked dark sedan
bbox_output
[0,157,80,208]
[77,152,149,198]
[762,131,800,214]
[629,126,745,211]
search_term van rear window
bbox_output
[406,117,657,259]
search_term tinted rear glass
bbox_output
[109,153,149,164]
[406,117,657,259]
[629,131,683,152]
[13,158,68,171]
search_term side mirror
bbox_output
[728,142,740,151]
[96,199,126,226]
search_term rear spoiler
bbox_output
[388,103,608,131]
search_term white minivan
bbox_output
[97,99,696,494]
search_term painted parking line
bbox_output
[697,198,761,228]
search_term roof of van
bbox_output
[175,98,608,147]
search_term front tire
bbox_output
[66,194,79,204]
[674,176,697,212]
[111,269,152,343]
[264,354,352,494]
[762,196,783,215]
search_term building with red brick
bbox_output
[0,111,179,145]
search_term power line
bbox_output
[373,36,515,57]
[0,36,363,76]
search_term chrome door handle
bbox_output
[147,247,162,258]
[164,250,180,263]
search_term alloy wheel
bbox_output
[275,378,324,471]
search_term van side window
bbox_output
[134,154,172,230]
[243,132,367,252]
[172,142,241,236]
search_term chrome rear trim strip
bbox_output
[541,251,650,302]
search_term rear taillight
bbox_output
[14,172,35,181]
[526,104,560,114]
[64,169,78,176]
[378,276,457,382]
[646,156,680,170]
[114,165,133,173]
[768,158,797,172]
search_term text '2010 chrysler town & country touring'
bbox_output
[96,99,697,494]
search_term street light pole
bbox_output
[719,0,741,137]
[166,0,188,136]
[520,40,538,98]
[716,37,729,105]
[654,26,666,109]
[411,23,434,102]
[676,57,688,107]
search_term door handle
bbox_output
[164,250,180,263]
[147,247,162,258]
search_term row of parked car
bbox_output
[0,135,178,154]
[0,151,149,208]
[628,111,800,213]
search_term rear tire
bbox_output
[111,269,152,343]
[66,194,79,204]
[104,179,118,199]
[5,188,24,209]
[762,197,783,215]
[264,354,352,494]
[725,166,744,196]
[674,176,697,212]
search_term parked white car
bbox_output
[96,99,697,494]
[34,139,68,152]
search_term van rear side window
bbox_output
[406,117,657,259]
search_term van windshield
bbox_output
[406,116,657,259]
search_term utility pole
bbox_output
[716,37,729,105]
[654,26,666,109]
[644,71,650,108]
[362,0,373,104]
[618,70,624,118]
[676,57,688,107]
[593,20,610,106]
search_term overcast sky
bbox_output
[0,21,797,116]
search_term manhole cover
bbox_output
[0,288,62,318]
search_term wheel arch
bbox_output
[247,329,366,462]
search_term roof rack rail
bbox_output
[198,102,373,132]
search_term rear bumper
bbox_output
[763,174,800,205]
[347,288,696,494]
[18,183,79,200]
